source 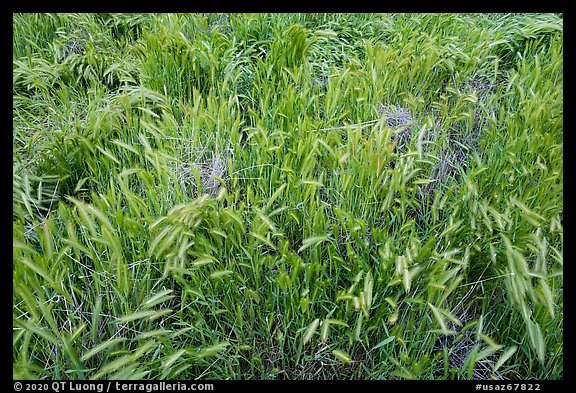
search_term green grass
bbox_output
[13,13,562,380]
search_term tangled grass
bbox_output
[13,13,562,380]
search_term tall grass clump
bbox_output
[14,13,562,380]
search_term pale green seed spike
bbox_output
[478,333,502,350]
[16,256,52,284]
[363,271,373,310]
[476,314,484,339]
[91,295,102,344]
[538,279,555,318]
[492,346,517,373]
[527,319,545,365]
[95,145,121,165]
[302,318,320,345]
[320,319,330,342]
[142,289,174,308]
[476,344,501,362]
[249,232,276,250]
[162,349,187,370]
[427,302,448,332]
[265,183,287,211]
[297,234,329,253]
[81,338,127,362]
[403,268,411,293]
[326,319,348,327]
[147,309,174,321]
[117,310,157,323]
[209,270,234,280]
[332,349,352,364]
[192,341,230,359]
[254,207,277,233]
[354,313,363,340]
[92,354,136,380]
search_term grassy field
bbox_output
[13,13,563,380]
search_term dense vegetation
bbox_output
[13,13,563,380]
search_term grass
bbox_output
[13,13,562,380]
